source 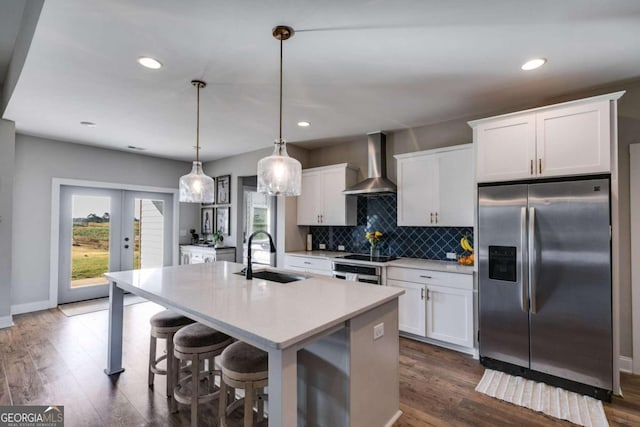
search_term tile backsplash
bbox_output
[309,194,472,260]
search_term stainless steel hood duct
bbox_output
[343,132,397,196]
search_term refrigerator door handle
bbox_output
[528,207,537,314]
[520,207,529,312]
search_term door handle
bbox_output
[426,289,430,300]
[528,207,537,314]
[320,214,323,223]
[538,158,542,174]
[435,212,438,224]
[430,213,434,224]
[520,207,529,313]
[421,288,425,300]
[317,214,320,224]
[530,159,534,175]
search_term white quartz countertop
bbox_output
[104,262,403,350]
[286,250,352,258]
[285,251,474,274]
[387,258,473,275]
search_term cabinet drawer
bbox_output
[284,255,331,272]
[387,267,472,290]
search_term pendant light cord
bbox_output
[279,37,283,142]
[196,83,201,162]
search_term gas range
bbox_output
[331,254,398,285]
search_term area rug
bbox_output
[58,294,148,317]
[475,369,609,427]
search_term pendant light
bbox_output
[257,25,302,196]
[179,80,215,203]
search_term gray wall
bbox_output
[203,144,310,263]
[12,134,199,307]
[304,80,640,359]
[0,120,15,322]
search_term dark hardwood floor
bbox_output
[1,302,639,426]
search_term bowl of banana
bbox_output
[458,236,474,265]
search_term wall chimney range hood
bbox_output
[343,132,397,196]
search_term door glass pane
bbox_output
[244,191,272,265]
[71,195,110,287]
[134,198,165,269]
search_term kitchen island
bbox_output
[104,261,403,426]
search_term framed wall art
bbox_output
[201,207,214,235]
[216,175,231,205]
[216,206,230,235]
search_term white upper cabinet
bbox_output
[470,91,624,183]
[297,163,358,226]
[395,144,474,227]
[475,115,536,182]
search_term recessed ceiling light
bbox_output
[80,121,96,127]
[297,121,310,127]
[137,56,162,69]
[521,58,547,71]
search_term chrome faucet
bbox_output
[246,231,277,280]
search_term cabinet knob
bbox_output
[124,237,130,242]
[124,244,129,249]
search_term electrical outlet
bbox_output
[319,243,326,250]
[446,252,457,260]
[338,245,345,251]
[373,322,384,340]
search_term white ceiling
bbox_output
[3,0,640,161]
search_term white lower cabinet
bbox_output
[425,284,474,348]
[387,279,426,337]
[283,254,332,276]
[387,266,474,351]
[180,245,236,264]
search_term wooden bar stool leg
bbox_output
[257,387,264,421]
[191,353,199,427]
[148,334,157,387]
[166,334,175,398]
[244,382,254,427]
[218,377,228,427]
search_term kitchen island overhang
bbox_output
[104,261,404,426]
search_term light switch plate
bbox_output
[373,322,384,340]
[446,252,457,260]
[319,243,326,250]
[338,245,345,251]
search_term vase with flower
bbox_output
[365,230,383,258]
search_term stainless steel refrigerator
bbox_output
[478,177,612,400]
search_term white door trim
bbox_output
[49,178,179,308]
[630,144,640,374]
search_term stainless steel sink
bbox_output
[234,269,307,283]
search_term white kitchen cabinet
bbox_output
[395,144,473,227]
[180,245,236,264]
[387,278,426,337]
[425,284,474,348]
[387,266,474,351]
[297,163,358,226]
[471,92,624,183]
[284,254,332,276]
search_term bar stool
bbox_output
[218,341,269,427]
[148,309,195,398]
[173,323,233,426]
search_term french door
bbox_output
[58,186,173,304]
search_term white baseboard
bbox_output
[0,315,14,329]
[619,356,633,374]
[11,300,54,315]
